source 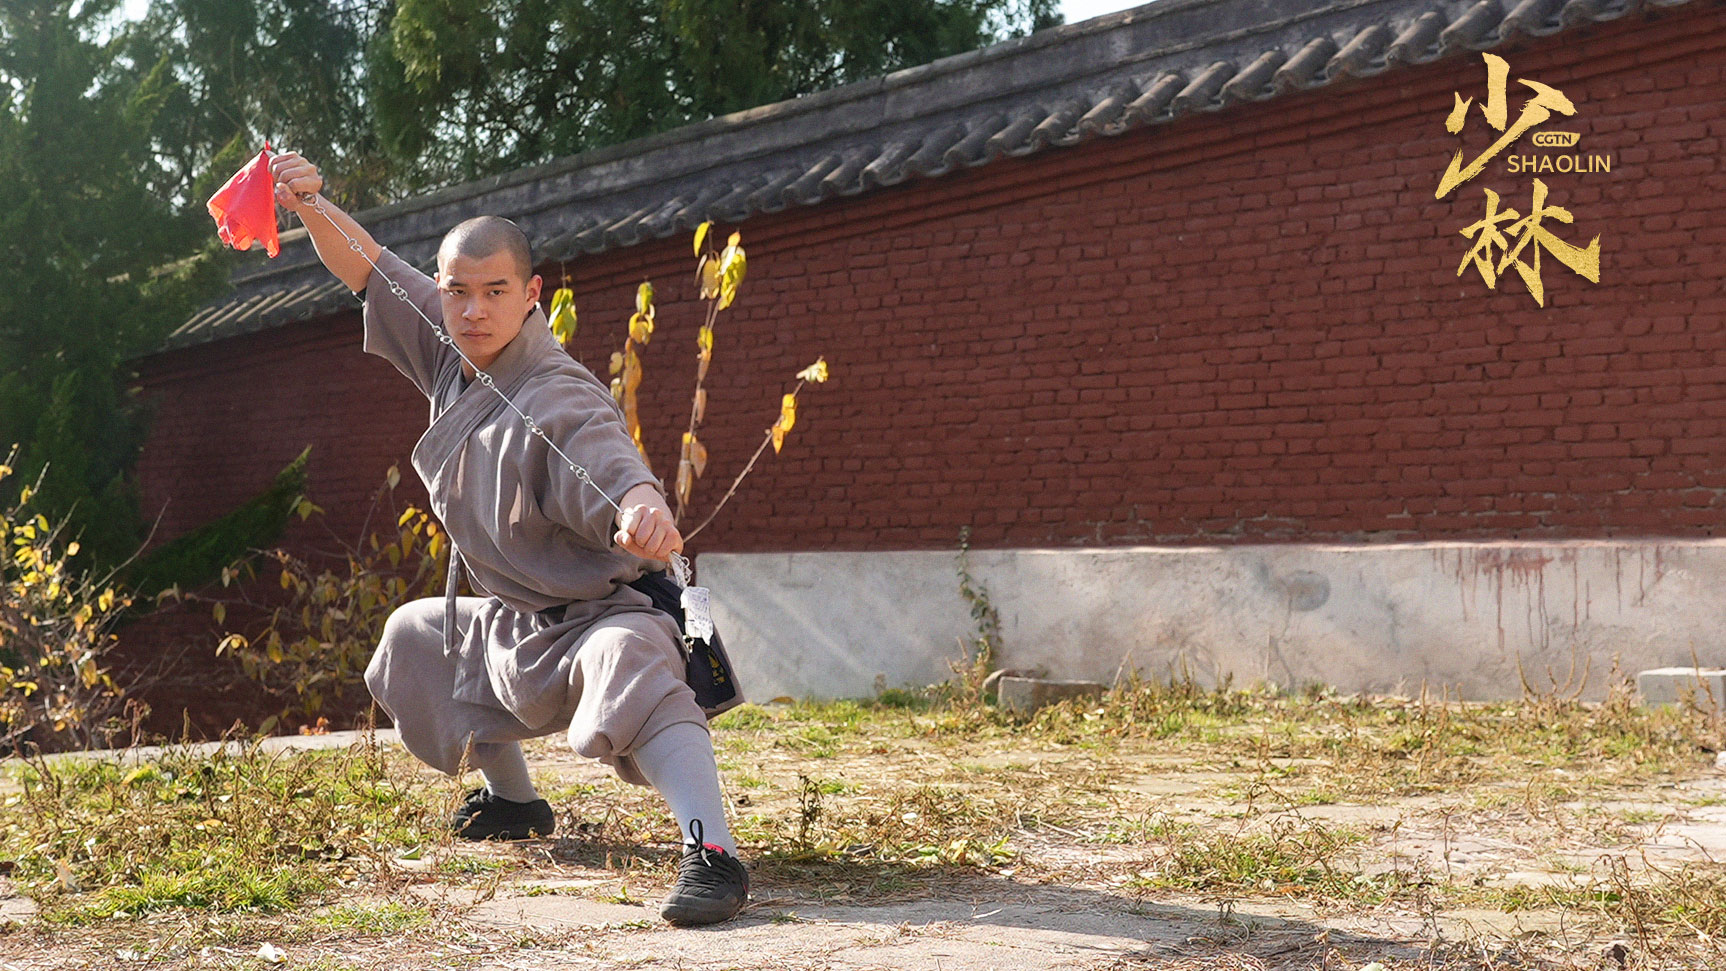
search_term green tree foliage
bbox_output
[118,0,407,211]
[373,0,1061,184]
[0,0,225,567]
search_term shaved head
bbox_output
[439,215,534,285]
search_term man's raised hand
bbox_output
[269,152,323,214]
[267,154,379,292]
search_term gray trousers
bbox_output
[365,596,706,786]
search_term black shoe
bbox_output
[661,820,748,926]
[450,787,556,841]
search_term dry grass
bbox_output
[0,678,1721,968]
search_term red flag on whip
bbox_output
[207,144,281,258]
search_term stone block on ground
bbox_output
[1635,667,1726,710]
[996,676,1106,714]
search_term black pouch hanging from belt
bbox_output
[626,570,744,718]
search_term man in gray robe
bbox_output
[267,151,746,926]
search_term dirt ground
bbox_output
[1,701,1723,971]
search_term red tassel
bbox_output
[206,144,281,258]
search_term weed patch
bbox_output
[0,732,436,923]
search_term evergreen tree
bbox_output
[120,0,404,211]
[0,0,224,566]
[374,0,1062,185]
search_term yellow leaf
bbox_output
[629,312,654,344]
[778,393,797,434]
[610,377,624,400]
[609,351,624,375]
[549,287,578,343]
[697,256,720,300]
[771,424,787,454]
[727,231,741,248]
[65,542,79,557]
[675,459,694,508]
[693,387,707,425]
[697,325,713,354]
[690,436,709,477]
[635,281,654,315]
[551,306,578,343]
[398,508,416,527]
[693,221,712,256]
[97,588,115,612]
[698,348,711,383]
[385,464,401,490]
[718,236,747,309]
[796,357,830,384]
[623,350,643,393]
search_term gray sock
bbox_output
[632,722,737,855]
[473,741,539,803]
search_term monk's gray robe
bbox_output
[359,248,706,785]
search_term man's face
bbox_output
[434,250,543,374]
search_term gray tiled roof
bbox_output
[161,0,1697,352]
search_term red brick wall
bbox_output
[136,315,430,555]
[136,5,1726,563]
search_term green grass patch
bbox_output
[313,900,431,933]
[1,736,438,923]
[1130,818,1370,899]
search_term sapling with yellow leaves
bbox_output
[194,465,450,728]
[0,446,137,752]
[602,221,830,532]
[684,355,829,542]
[607,282,658,469]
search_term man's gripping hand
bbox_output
[264,152,378,293]
[268,152,323,214]
[615,483,684,562]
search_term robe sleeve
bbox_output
[361,248,450,398]
[535,377,663,553]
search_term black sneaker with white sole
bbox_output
[450,787,556,840]
[661,819,748,926]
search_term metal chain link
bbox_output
[302,193,693,584]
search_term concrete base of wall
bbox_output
[696,542,1726,702]
[1636,667,1726,710]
